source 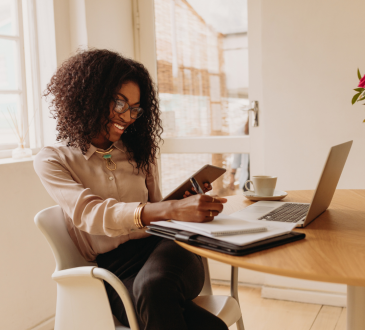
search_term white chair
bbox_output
[34,205,245,330]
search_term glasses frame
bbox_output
[113,98,144,119]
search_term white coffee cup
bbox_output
[244,176,277,197]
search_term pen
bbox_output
[190,177,205,195]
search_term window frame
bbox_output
[0,0,42,157]
[134,0,251,190]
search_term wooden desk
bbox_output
[177,190,365,330]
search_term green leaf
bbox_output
[359,90,365,99]
[358,68,362,80]
[354,88,365,92]
[352,92,361,104]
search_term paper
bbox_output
[170,214,267,236]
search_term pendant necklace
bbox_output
[95,146,117,171]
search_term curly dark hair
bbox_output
[44,49,163,175]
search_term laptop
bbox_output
[233,141,353,227]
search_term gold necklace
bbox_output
[95,146,117,171]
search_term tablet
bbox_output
[161,164,226,201]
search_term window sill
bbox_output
[0,148,40,164]
[0,156,36,165]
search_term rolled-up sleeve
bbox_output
[34,148,140,237]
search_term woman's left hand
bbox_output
[183,182,212,198]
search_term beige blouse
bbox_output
[34,140,162,261]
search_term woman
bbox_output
[34,49,228,330]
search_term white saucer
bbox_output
[243,190,288,201]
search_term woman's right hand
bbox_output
[171,194,227,223]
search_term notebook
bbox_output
[167,215,267,237]
[151,214,296,245]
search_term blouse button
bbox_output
[109,176,114,181]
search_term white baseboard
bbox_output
[208,259,266,285]
[262,286,346,307]
[208,259,347,307]
[30,316,55,330]
[211,279,262,288]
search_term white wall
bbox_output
[53,0,135,68]
[0,159,56,330]
[248,0,365,190]
[85,0,135,59]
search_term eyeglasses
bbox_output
[113,99,144,119]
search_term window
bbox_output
[0,0,40,154]
[154,0,249,197]
[155,0,249,139]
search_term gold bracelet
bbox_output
[134,204,141,229]
[137,204,144,228]
[134,204,142,229]
[134,203,147,229]
[138,203,147,228]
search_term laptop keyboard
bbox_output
[258,203,310,223]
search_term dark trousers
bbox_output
[96,235,228,330]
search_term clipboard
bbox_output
[146,225,305,256]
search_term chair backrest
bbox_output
[34,205,96,271]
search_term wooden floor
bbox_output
[212,285,346,330]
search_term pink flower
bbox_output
[359,75,365,88]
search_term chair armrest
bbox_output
[52,267,139,330]
[52,266,96,280]
[93,267,139,330]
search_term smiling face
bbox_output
[91,81,140,149]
